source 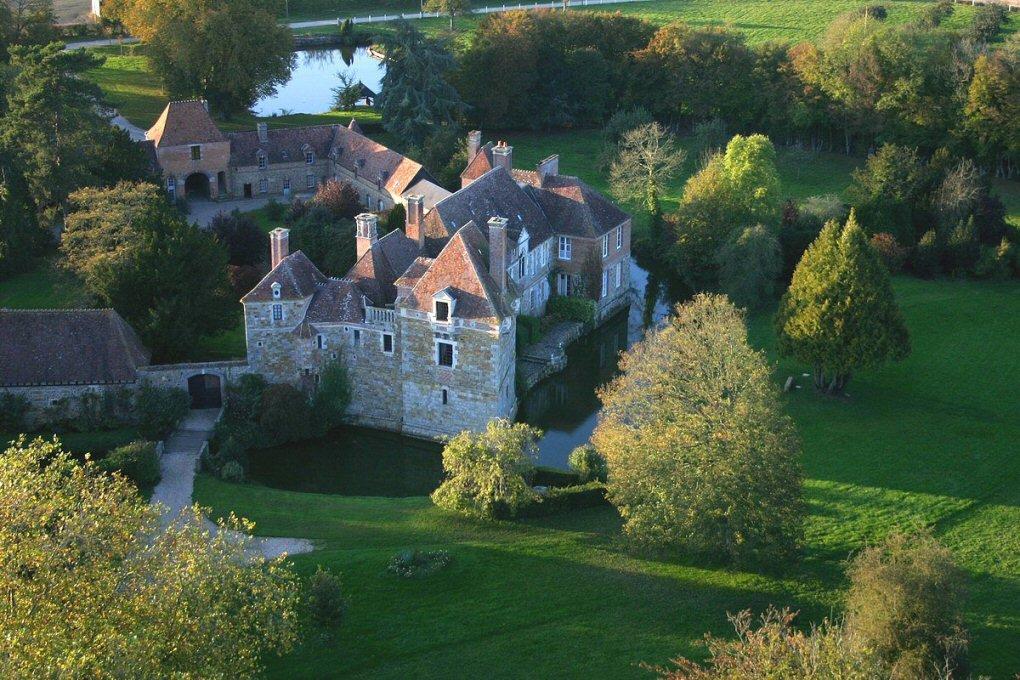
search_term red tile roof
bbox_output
[241,251,326,303]
[146,100,226,148]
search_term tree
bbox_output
[593,294,803,564]
[424,0,471,31]
[846,529,969,678]
[846,144,926,244]
[653,608,880,679]
[312,178,362,220]
[0,43,148,223]
[258,383,313,446]
[331,69,362,112]
[609,122,684,239]
[288,203,356,276]
[0,148,41,279]
[0,437,300,677]
[0,0,56,56]
[963,51,1019,177]
[776,211,910,395]
[716,224,782,310]
[378,21,462,148]
[431,419,541,520]
[672,134,782,290]
[107,0,293,117]
[61,182,234,360]
[210,209,269,266]
[312,358,352,431]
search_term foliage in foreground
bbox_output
[431,419,541,520]
[776,211,911,395]
[0,437,300,678]
[594,294,803,564]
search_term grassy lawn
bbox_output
[195,276,1020,678]
[3,427,139,456]
[0,258,91,309]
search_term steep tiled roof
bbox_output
[0,309,150,386]
[329,126,425,197]
[347,118,364,135]
[401,178,452,211]
[305,278,364,323]
[460,142,494,182]
[405,223,509,322]
[146,100,225,148]
[394,256,433,292]
[346,229,420,306]
[525,174,629,238]
[227,125,337,167]
[242,251,326,303]
[423,167,552,256]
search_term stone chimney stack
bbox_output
[405,194,425,250]
[257,122,268,143]
[467,130,482,161]
[493,141,513,174]
[536,154,559,184]
[201,99,209,112]
[487,216,508,294]
[355,213,378,260]
[270,228,289,269]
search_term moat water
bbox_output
[246,255,688,494]
[253,47,384,117]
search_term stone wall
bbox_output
[138,360,252,399]
[2,383,137,429]
[232,159,333,199]
[156,141,231,199]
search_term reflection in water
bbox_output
[253,48,385,117]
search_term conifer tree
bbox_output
[776,210,910,395]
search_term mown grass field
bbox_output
[194,276,1020,678]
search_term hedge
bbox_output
[546,295,596,324]
[518,482,609,518]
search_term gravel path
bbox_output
[152,409,314,559]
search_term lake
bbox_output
[253,47,385,117]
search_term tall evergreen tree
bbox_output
[776,211,910,395]
[0,147,41,278]
[378,21,462,148]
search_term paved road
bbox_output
[112,113,146,141]
[152,409,313,559]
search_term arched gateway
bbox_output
[187,373,222,409]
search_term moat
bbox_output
[245,254,687,494]
[253,47,384,117]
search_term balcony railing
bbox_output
[365,306,395,325]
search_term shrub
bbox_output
[945,217,980,275]
[264,198,284,221]
[383,203,406,234]
[97,440,161,489]
[911,230,941,278]
[431,419,541,520]
[219,460,245,483]
[387,549,452,578]
[210,210,268,267]
[916,0,953,28]
[312,179,362,220]
[307,567,346,626]
[258,383,313,447]
[846,529,969,678]
[972,241,1012,280]
[858,4,888,20]
[716,224,782,310]
[515,314,543,350]
[516,482,609,518]
[869,232,908,273]
[72,389,133,432]
[546,295,596,324]
[312,359,352,432]
[224,374,268,425]
[0,392,31,432]
[136,385,189,440]
[969,4,1007,43]
[568,444,608,483]
[285,197,308,223]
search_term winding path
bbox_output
[152,409,314,559]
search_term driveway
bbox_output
[187,193,313,229]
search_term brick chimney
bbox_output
[257,122,268,143]
[493,141,512,174]
[355,213,378,260]
[536,154,559,184]
[467,130,482,161]
[270,228,289,269]
[405,194,425,250]
[487,216,508,294]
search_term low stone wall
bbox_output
[3,382,137,429]
[139,360,252,403]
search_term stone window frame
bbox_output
[258,178,268,194]
[272,304,282,321]
[257,151,267,169]
[353,329,361,347]
[190,145,202,161]
[616,225,623,250]
[304,149,315,165]
[306,174,316,189]
[316,334,326,349]
[381,332,394,355]
[435,339,456,368]
[558,236,571,261]
[432,290,456,324]
[441,387,450,405]
[601,233,609,258]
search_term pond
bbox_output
[253,47,385,117]
[245,255,688,496]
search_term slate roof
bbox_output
[401,178,452,211]
[241,251,326,302]
[422,167,552,256]
[460,141,494,182]
[305,278,364,324]
[524,174,630,238]
[404,223,510,322]
[0,309,150,386]
[329,126,425,197]
[146,100,226,148]
[345,229,421,306]
[227,125,337,167]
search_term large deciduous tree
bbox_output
[963,50,1019,178]
[593,294,803,564]
[0,436,300,677]
[108,0,293,117]
[609,121,684,241]
[776,211,910,395]
[379,21,462,148]
[61,182,234,360]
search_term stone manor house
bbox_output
[2,102,631,439]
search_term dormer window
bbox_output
[435,301,449,322]
[271,282,281,299]
[257,152,267,169]
[305,151,314,164]
[282,151,290,161]
[433,290,455,323]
